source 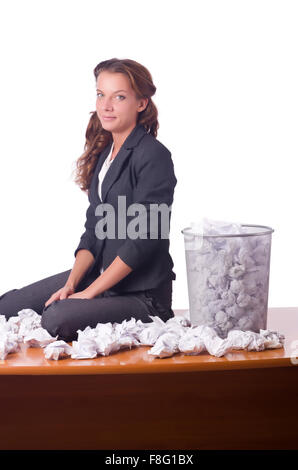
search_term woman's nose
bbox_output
[101,98,113,109]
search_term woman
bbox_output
[0,58,177,342]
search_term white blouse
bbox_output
[98,141,114,274]
[98,141,115,201]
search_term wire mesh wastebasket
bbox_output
[181,224,274,338]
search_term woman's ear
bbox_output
[139,98,149,112]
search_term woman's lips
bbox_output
[103,116,116,120]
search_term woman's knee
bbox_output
[0,289,21,319]
[41,300,75,342]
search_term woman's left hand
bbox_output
[67,290,93,300]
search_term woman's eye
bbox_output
[96,93,125,100]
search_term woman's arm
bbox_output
[84,255,132,297]
[66,249,95,289]
[68,199,104,291]
[44,249,96,306]
[116,144,177,270]
[68,255,132,298]
[74,203,99,259]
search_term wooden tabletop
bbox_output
[0,307,297,375]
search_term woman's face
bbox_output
[96,71,148,136]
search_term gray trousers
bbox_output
[0,269,174,342]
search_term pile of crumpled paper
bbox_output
[0,309,285,361]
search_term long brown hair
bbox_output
[73,58,159,192]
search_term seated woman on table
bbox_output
[0,57,177,342]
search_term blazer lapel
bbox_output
[101,123,147,203]
[100,147,132,203]
[89,143,112,205]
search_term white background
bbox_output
[0,0,297,309]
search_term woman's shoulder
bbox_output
[137,131,172,159]
[131,131,175,178]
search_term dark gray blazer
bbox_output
[74,123,177,293]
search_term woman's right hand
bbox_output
[44,284,75,308]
